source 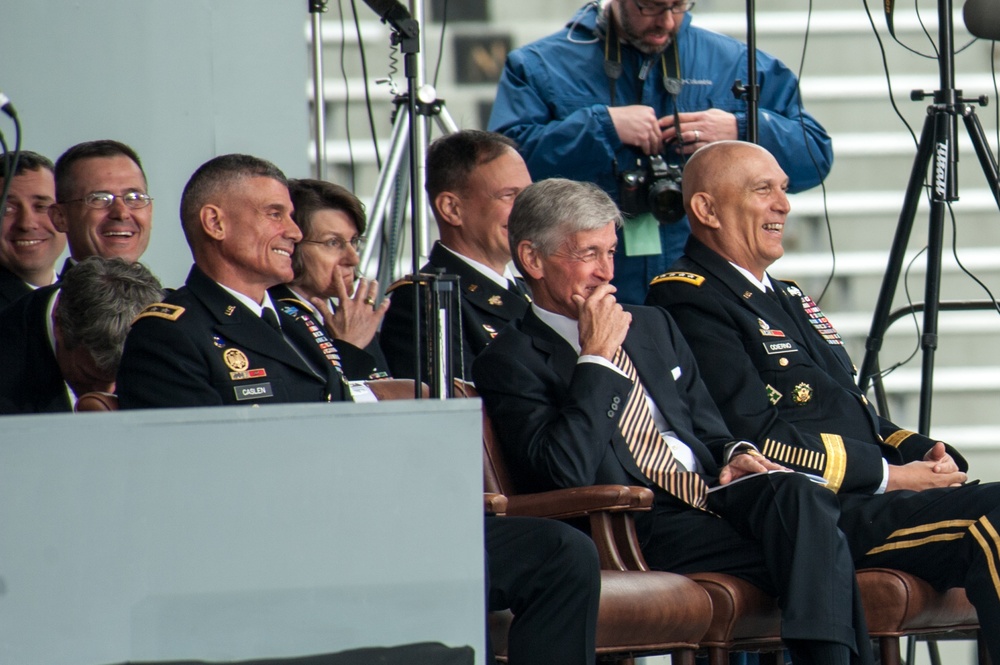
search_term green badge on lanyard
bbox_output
[622,212,662,256]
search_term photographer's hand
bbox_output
[609,105,663,156]
[659,109,738,154]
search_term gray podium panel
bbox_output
[0,400,485,665]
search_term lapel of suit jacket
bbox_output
[620,308,718,473]
[522,308,677,486]
[429,243,531,321]
[520,308,580,387]
[688,239,855,381]
[0,265,31,305]
[186,268,319,378]
[28,287,73,412]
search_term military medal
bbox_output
[758,318,786,338]
[795,293,844,345]
[791,383,813,405]
[223,348,250,372]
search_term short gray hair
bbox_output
[57,257,164,373]
[507,178,622,261]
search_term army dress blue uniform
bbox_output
[117,265,350,409]
[646,235,1000,661]
[380,241,531,381]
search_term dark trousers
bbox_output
[485,516,600,665]
[841,481,1000,662]
[637,472,873,665]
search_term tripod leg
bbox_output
[962,107,1000,205]
[359,110,410,276]
[434,104,460,135]
[858,111,937,393]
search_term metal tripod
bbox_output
[857,0,1000,433]
[360,88,458,288]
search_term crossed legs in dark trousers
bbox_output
[485,515,600,665]
[841,481,1000,662]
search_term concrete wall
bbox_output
[0,400,485,665]
[0,0,313,288]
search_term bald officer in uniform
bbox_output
[646,140,1000,662]
[117,154,350,409]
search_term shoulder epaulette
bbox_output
[649,271,705,287]
[385,278,414,295]
[132,302,185,323]
[277,296,311,311]
[385,272,450,294]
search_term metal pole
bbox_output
[410,0,430,259]
[309,0,329,180]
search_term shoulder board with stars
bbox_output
[132,303,185,323]
[649,271,705,287]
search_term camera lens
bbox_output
[648,178,684,224]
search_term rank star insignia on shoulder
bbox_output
[132,303,186,323]
[649,271,705,287]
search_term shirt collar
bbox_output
[532,303,582,354]
[440,244,515,290]
[217,282,279,318]
[729,262,774,293]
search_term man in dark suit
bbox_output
[380,130,533,381]
[473,177,874,665]
[0,150,65,308]
[0,257,162,414]
[117,154,351,409]
[645,140,1000,661]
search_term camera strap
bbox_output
[603,18,682,107]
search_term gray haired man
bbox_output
[0,256,163,413]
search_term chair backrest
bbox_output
[75,392,119,412]
[364,378,429,400]
[454,382,521,497]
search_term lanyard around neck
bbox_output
[603,17,682,106]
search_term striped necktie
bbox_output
[613,347,709,511]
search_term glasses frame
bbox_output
[299,235,367,252]
[60,191,153,210]
[630,0,694,16]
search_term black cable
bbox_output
[993,41,999,201]
[912,0,940,60]
[875,246,926,381]
[432,0,449,89]
[863,0,920,147]
[790,0,837,305]
[0,108,22,232]
[947,203,1000,316]
[351,0,383,170]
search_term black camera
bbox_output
[618,155,685,224]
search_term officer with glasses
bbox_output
[488,0,833,306]
[268,178,391,381]
[49,139,153,271]
[0,140,154,355]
